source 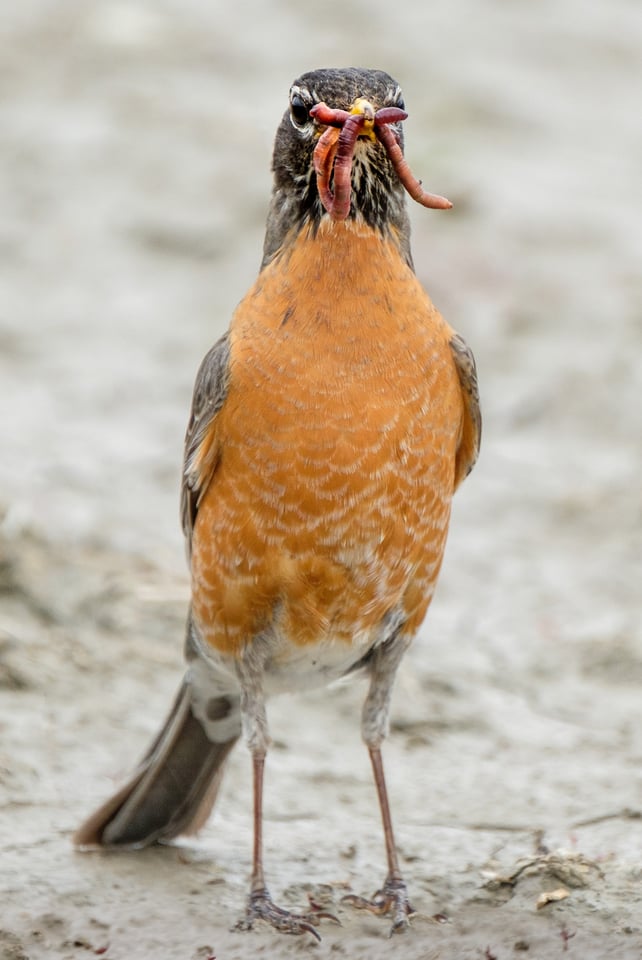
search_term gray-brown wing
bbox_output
[181,332,231,556]
[449,332,481,489]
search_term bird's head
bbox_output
[262,67,451,267]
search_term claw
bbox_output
[306,893,341,926]
[238,887,336,941]
[342,876,415,935]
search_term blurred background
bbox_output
[3,0,640,571]
[1,1,641,957]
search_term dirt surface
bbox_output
[1,1,641,958]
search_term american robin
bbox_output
[75,66,481,939]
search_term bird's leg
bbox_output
[250,751,267,894]
[241,751,329,941]
[365,744,415,930]
[343,631,416,934]
[235,649,337,940]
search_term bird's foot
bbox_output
[342,875,416,935]
[237,887,339,941]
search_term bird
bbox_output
[74,66,481,940]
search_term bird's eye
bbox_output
[290,95,310,127]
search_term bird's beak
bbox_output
[348,98,377,142]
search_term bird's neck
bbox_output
[261,175,414,272]
[262,212,414,276]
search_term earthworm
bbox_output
[309,102,351,127]
[374,122,453,210]
[329,113,368,220]
[309,101,452,220]
[312,125,341,214]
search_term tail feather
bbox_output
[74,680,240,848]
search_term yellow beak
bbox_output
[350,98,377,141]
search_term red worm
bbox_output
[309,103,351,127]
[312,111,366,221]
[328,113,366,220]
[310,101,452,219]
[373,106,408,125]
[311,105,364,220]
[374,123,453,210]
[313,125,341,214]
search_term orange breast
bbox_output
[191,220,463,660]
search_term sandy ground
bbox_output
[1,1,641,958]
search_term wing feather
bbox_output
[449,332,481,489]
[180,332,231,555]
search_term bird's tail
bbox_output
[74,678,241,848]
